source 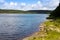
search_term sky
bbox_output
[0,0,59,10]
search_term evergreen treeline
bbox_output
[0,9,51,13]
[48,3,60,19]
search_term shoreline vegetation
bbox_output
[23,20,60,40]
[23,3,60,40]
[0,9,51,14]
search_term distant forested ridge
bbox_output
[0,9,52,13]
[0,9,25,13]
[26,10,52,13]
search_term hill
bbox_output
[0,9,52,13]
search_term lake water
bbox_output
[0,14,48,40]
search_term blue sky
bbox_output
[0,0,59,10]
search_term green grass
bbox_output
[44,19,60,28]
[44,30,60,40]
[24,19,60,40]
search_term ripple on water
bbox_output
[0,14,49,40]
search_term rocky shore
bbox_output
[23,22,47,40]
[23,20,60,40]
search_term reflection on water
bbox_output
[0,14,48,40]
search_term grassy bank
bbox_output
[23,19,60,40]
[23,3,60,40]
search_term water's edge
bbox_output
[0,14,49,40]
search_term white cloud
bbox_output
[48,0,59,7]
[37,1,42,4]
[10,2,17,6]
[2,2,18,9]
[0,0,5,3]
[43,0,59,10]
[9,2,17,7]
[0,0,59,10]
[21,3,26,6]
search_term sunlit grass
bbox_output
[24,19,60,40]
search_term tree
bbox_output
[48,3,60,19]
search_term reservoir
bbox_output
[0,14,49,40]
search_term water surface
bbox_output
[0,14,48,40]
